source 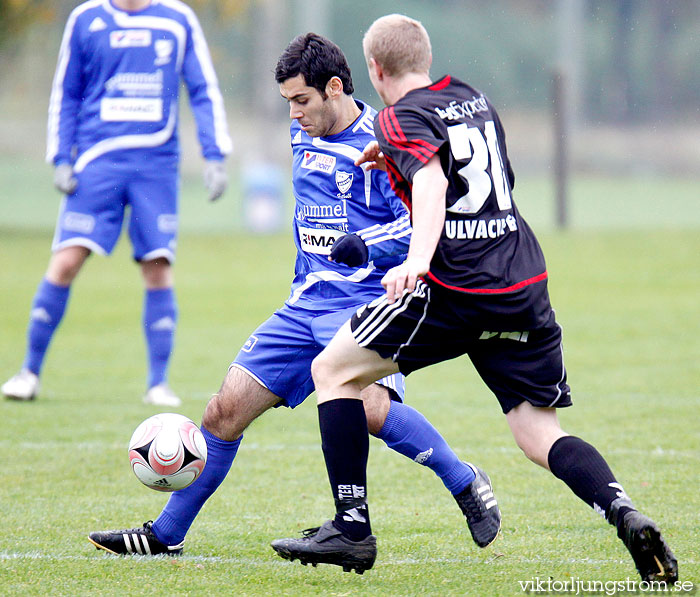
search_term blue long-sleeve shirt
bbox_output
[46,0,232,172]
[287,100,412,310]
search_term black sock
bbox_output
[318,399,371,541]
[548,435,634,523]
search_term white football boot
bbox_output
[2,369,40,401]
[143,383,182,407]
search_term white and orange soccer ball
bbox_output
[128,413,207,492]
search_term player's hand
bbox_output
[329,233,369,267]
[203,160,228,201]
[354,141,387,171]
[381,257,430,304]
[53,163,77,195]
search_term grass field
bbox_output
[0,174,699,596]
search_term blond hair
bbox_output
[362,14,431,77]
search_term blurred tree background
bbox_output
[0,0,698,187]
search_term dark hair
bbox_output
[275,33,354,96]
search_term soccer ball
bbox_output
[128,413,207,492]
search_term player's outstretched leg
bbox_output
[608,498,678,583]
[453,463,501,547]
[88,521,183,556]
[270,520,377,574]
[371,398,500,547]
[546,435,678,582]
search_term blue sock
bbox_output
[151,428,242,546]
[143,287,177,388]
[376,401,475,494]
[23,278,71,375]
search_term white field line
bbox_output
[4,551,698,568]
[1,441,698,460]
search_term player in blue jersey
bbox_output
[272,15,678,581]
[1,0,231,407]
[87,33,499,557]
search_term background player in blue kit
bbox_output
[272,15,678,582]
[87,33,499,557]
[1,0,232,407]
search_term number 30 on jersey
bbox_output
[446,120,512,214]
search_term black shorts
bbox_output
[350,279,572,414]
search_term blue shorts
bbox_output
[233,302,405,408]
[52,155,179,262]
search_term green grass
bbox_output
[1,176,699,595]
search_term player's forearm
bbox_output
[47,50,82,165]
[183,45,232,159]
[46,104,79,165]
[406,157,447,269]
[357,213,412,261]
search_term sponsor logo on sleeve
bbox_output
[301,151,336,173]
[110,29,152,48]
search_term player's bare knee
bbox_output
[47,267,79,286]
[514,437,538,463]
[507,404,563,467]
[361,386,390,435]
[201,392,225,432]
[513,434,550,468]
[202,392,247,441]
[364,406,386,436]
[141,258,173,288]
[46,247,89,284]
[310,352,337,392]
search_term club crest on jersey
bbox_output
[154,39,174,66]
[335,171,353,194]
[302,151,335,173]
[110,29,152,48]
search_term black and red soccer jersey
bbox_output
[374,75,548,306]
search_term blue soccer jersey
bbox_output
[46,0,232,172]
[287,100,411,310]
[232,99,410,407]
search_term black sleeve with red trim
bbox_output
[374,105,446,184]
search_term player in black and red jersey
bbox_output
[271,14,679,582]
